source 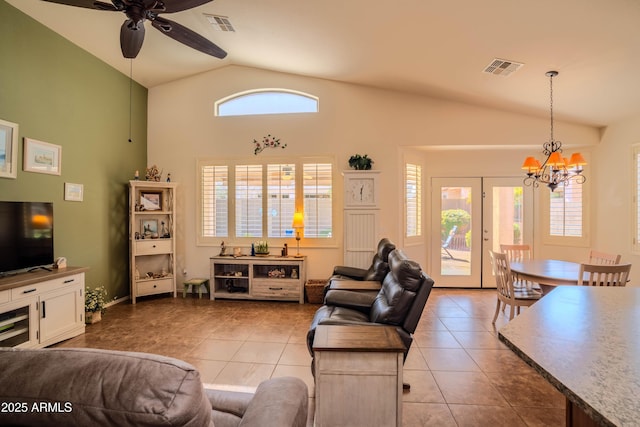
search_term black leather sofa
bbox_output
[323,238,396,295]
[307,248,434,364]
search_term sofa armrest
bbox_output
[324,289,377,312]
[205,387,254,423]
[332,265,368,280]
[238,377,308,427]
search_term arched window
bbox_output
[215,89,319,116]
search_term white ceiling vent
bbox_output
[483,59,524,76]
[204,14,235,32]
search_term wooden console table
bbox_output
[313,324,405,426]
[210,256,306,303]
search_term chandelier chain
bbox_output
[549,73,554,143]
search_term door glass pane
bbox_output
[441,187,472,276]
[491,186,524,252]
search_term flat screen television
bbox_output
[0,201,54,275]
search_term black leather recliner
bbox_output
[307,249,434,363]
[323,238,396,294]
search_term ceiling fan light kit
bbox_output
[42,0,227,59]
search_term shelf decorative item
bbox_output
[255,241,269,255]
[348,154,374,170]
[145,165,162,181]
[253,134,287,155]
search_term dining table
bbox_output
[509,259,583,294]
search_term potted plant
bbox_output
[85,285,108,324]
[348,154,374,170]
[255,241,269,255]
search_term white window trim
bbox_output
[197,156,337,248]
[214,88,319,117]
[632,144,640,254]
[540,151,591,248]
[404,162,422,240]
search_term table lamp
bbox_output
[292,212,304,257]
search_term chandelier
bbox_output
[522,71,587,192]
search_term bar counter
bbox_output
[498,286,640,426]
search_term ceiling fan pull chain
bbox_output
[128,59,133,143]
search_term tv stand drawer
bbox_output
[11,274,83,301]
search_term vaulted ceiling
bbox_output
[9,0,640,128]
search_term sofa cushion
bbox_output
[0,347,212,427]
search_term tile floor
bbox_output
[55,289,565,426]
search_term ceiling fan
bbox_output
[41,0,228,59]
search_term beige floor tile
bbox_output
[450,330,508,350]
[279,343,313,366]
[413,330,462,348]
[402,370,446,404]
[448,404,527,427]
[189,338,243,361]
[421,348,481,372]
[214,361,275,387]
[431,371,508,406]
[402,402,457,427]
[512,406,566,427]
[404,347,428,371]
[232,341,286,364]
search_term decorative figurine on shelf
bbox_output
[291,269,298,279]
[134,170,140,180]
[161,221,170,238]
[135,268,140,280]
[166,173,171,182]
[145,165,162,182]
[219,241,227,256]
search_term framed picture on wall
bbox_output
[0,118,18,179]
[23,137,62,175]
[64,182,84,202]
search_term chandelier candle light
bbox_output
[521,71,587,192]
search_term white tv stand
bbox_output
[0,267,87,348]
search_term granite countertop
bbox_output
[498,286,640,426]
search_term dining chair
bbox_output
[499,244,541,294]
[587,249,622,265]
[489,250,541,323]
[578,263,632,287]
[500,244,532,262]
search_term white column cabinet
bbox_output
[343,171,381,268]
[129,181,177,304]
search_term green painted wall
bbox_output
[0,1,147,301]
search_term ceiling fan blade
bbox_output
[151,16,227,59]
[120,19,146,59]
[160,0,213,14]
[40,0,119,11]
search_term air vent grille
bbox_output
[483,59,524,76]
[204,14,235,32]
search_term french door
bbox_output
[430,177,533,288]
